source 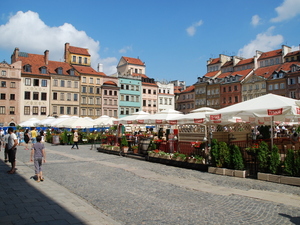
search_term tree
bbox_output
[230,144,244,170]
[269,144,280,174]
[257,141,269,173]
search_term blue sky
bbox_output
[1,0,300,86]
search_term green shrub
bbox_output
[210,139,219,167]
[257,141,269,173]
[284,149,294,176]
[230,144,244,170]
[269,144,280,174]
[218,141,230,168]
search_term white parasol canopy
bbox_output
[206,94,300,124]
[117,111,150,124]
[19,118,40,127]
[147,109,183,124]
[37,116,56,126]
[49,115,71,127]
[94,115,116,126]
[54,117,96,128]
[177,107,216,124]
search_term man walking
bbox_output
[7,127,18,174]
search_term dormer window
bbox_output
[57,67,63,75]
[24,64,31,72]
[69,69,75,76]
[40,66,47,74]
[84,57,88,64]
[72,56,76,63]
[279,72,284,78]
[79,57,82,64]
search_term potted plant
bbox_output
[132,145,139,154]
[121,135,129,153]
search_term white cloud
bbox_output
[251,15,261,27]
[0,10,117,75]
[238,26,284,58]
[271,0,300,22]
[98,57,118,75]
[186,20,203,36]
[119,45,132,54]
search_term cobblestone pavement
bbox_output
[12,142,300,224]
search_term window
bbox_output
[53,92,57,100]
[33,92,39,100]
[66,93,71,101]
[82,77,86,83]
[60,93,64,101]
[41,67,47,74]
[96,88,100,94]
[109,91,112,95]
[1,93,5,99]
[41,107,46,115]
[143,100,146,106]
[96,78,100,84]
[25,78,31,86]
[61,80,65,87]
[57,68,63,75]
[289,78,296,85]
[89,97,93,104]
[10,82,16,88]
[268,84,273,90]
[0,106,5,114]
[79,57,82,64]
[67,107,71,115]
[82,86,86,93]
[274,84,279,90]
[235,96,238,103]
[81,108,86,116]
[72,56,76,62]
[25,91,30,100]
[41,80,47,87]
[67,81,71,88]
[24,65,31,72]
[82,97,86,104]
[54,79,58,86]
[9,106,15,115]
[24,106,30,115]
[1,81,6,87]
[74,107,78,115]
[70,69,75,76]
[104,90,108,95]
[53,106,57,114]
[74,94,78,101]
[74,81,78,88]
[96,97,100,104]
[89,87,93,94]
[148,89,151,94]
[89,78,93,84]
[290,91,296,99]
[280,83,285,89]
[60,107,64,114]
[10,94,15,100]
[1,70,6,76]
[33,106,38,115]
[33,79,39,86]
[148,100,151,107]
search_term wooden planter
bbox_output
[208,167,248,178]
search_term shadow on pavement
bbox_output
[0,159,87,224]
[279,213,300,225]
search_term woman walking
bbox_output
[24,129,30,150]
[30,136,46,182]
[71,129,79,149]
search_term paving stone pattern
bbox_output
[3,142,300,224]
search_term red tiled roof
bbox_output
[72,65,106,76]
[181,85,194,93]
[258,49,282,60]
[277,61,300,72]
[231,68,253,77]
[142,82,157,86]
[222,61,233,67]
[236,58,254,66]
[174,89,181,94]
[285,50,300,57]
[204,70,219,78]
[253,64,281,78]
[132,73,148,78]
[18,53,75,76]
[103,81,117,86]
[123,56,144,66]
[208,58,221,65]
[216,72,232,79]
[69,46,90,56]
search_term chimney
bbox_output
[44,50,49,65]
[64,43,70,62]
[98,63,103,72]
[11,47,19,63]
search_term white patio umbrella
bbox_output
[94,115,116,126]
[55,117,96,128]
[38,116,56,127]
[176,107,216,124]
[147,109,183,124]
[19,118,40,127]
[206,94,300,147]
[49,115,71,127]
[117,111,150,124]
